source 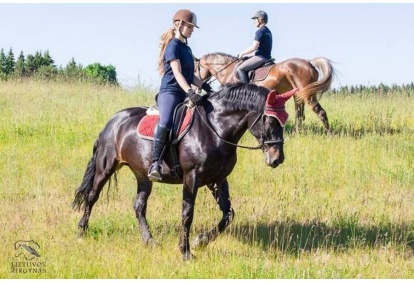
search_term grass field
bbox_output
[0,80,413,278]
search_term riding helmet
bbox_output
[251,10,268,24]
[173,9,199,28]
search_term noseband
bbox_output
[251,112,285,150]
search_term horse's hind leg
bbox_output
[309,96,330,133]
[192,179,235,249]
[133,178,155,245]
[78,151,118,236]
[294,99,305,133]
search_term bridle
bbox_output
[194,104,284,150]
[194,56,239,85]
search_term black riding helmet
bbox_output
[251,11,268,24]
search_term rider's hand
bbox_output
[187,89,204,106]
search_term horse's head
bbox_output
[251,88,297,168]
[195,53,239,85]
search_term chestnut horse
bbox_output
[195,52,335,133]
[73,84,295,260]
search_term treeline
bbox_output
[331,82,414,95]
[0,47,117,85]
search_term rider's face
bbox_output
[180,23,194,38]
[253,18,260,28]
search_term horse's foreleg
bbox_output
[133,178,155,245]
[179,181,199,261]
[309,97,330,133]
[193,179,234,249]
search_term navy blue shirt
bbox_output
[159,38,195,95]
[254,26,272,59]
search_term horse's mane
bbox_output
[202,52,238,65]
[212,83,268,112]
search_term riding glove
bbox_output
[187,89,204,106]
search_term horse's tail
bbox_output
[296,57,334,102]
[72,138,99,211]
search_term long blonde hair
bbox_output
[158,27,176,76]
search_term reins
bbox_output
[194,104,282,150]
[195,56,239,85]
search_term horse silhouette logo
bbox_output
[14,240,41,260]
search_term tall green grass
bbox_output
[0,80,413,278]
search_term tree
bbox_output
[85,63,117,85]
[43,50,55,67]
[14,51,26,78]
[5,48,15,75]
[64,57,84,79]
[0,48,6,76]
[25,54,36,75]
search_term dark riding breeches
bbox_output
[237,56,267,83]
[157,91,186,130]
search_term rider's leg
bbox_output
[148,123,169,181]
[237,56,267,83]
[147,92,184,182]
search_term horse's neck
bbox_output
[210,62,237,86]
[208,103,252,142]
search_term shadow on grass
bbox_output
[229,218,414,255]
[284,120,413,138]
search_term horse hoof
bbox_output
[183,252,195,261]
[78,227,87,238]
[145,238,159,247]
[192,233,209,249]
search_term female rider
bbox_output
[237,11,273,84]
[148,9,213,182]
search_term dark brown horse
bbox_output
[195,52,335,132]
[72,84,295,260]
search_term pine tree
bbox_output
[14,51,26,78]
[5,48,15,75]
[65,57,84,79]
[0,48,6,75]
[43,50,55,67]
[25,54,36,75]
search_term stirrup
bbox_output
[148,163,163,182]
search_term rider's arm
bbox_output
[170,59,192,92]
[192,76,204,89]
[239,40,260,58]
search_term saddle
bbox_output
[137,103,195,179]
[235,58,275,83]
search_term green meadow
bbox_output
[0,80,413,278]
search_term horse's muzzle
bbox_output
[265,145,284,168]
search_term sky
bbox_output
[1,2,414,90]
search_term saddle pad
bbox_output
[253,64,274,82]
[232,62,275,83]
[137,108,195,141]
[137,115,159,139]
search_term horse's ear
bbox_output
[267,90,277,105]
[279,88,298,102]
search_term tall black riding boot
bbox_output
[148,123,169,182]
[237,69,249,84]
